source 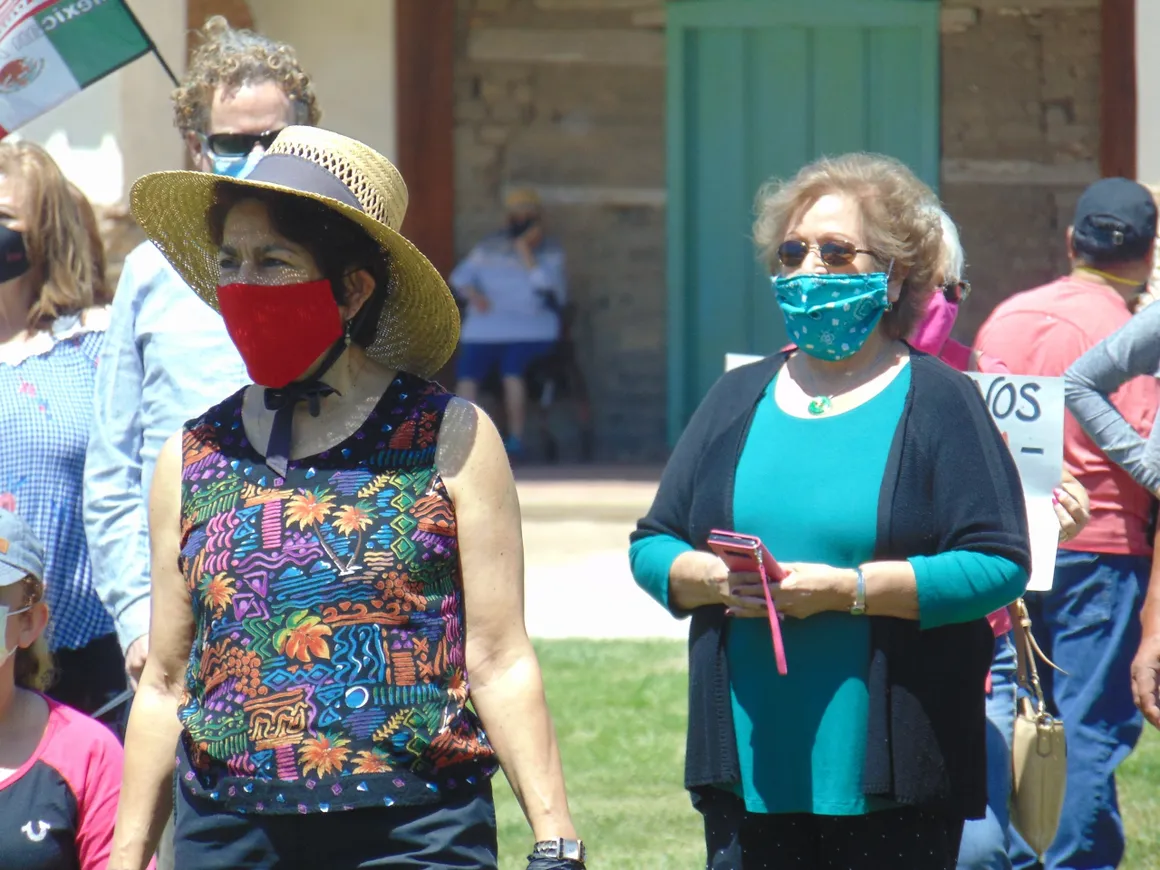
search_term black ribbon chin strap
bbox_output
[262,338,350,477]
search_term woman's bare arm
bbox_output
[437,398,577,843]
[108,433,194,870]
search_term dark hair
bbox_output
[207,186,391,348]
[1072,235,1153,269]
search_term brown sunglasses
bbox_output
[777,239,879,268]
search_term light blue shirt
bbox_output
[0,315,112,651]
[83,242,250,651]
[449,233,567,344]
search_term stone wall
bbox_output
[940,0,1101,342]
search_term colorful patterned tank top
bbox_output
[175,373,496,815]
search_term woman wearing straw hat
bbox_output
[109,127,584,870]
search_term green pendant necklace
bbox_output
[807,395,833,416]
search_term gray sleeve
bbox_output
[1064,302,1160,493]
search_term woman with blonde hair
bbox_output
[0,509,130,870]
[631,153,1031,868]
[0,141,123,722]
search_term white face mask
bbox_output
[0,603,30,668]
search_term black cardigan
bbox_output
[632,351,1031,819]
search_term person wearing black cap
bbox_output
[975,177,1160,870]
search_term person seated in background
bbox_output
[450,188,566,458]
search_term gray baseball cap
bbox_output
[0,510,44,588]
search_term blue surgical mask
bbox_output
[209,148,264,179]
[772,271,890,361]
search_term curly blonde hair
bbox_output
[753,153,943,340]
[0,142,97,330]
[172,16,321,135]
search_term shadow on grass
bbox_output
[1122,726,1160,869]
[494,639,701,870]
[493,639,1160,869]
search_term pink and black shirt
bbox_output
[0,698,124,870]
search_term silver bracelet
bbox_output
[850,566,867,616]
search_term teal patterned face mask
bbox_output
[771,271,890,361]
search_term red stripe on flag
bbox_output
[0,0,57,43]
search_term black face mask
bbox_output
[0,225,29,283]
[508,217,536,238]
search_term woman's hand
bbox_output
[770,563,857,619]
[666,550,767,614]
[1055,471,1091,543]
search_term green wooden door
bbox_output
[666,0,940,440]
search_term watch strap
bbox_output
[532,838,585,862]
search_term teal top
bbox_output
[629,361,1027,816]
[728,366,909,815]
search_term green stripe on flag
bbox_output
[38,0,149,88]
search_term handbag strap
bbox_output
[1012,598,1064,716]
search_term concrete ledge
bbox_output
[504,183,667,207]
[468,27,665,67]
[941,158,1099,186]
[534,0,659,8]
[943,0,1097,8]
[516,470,659,522]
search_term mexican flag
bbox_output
[0,0,151,138]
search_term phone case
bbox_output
[707,529,788,675]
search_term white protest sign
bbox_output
[966,373,1064,592]
[722,354,1063,591]
[725,353,763,371]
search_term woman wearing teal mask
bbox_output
[632,153,1032,869]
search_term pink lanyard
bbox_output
[754,549,788,676]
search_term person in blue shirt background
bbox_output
[450,188,567,458]
[83,16,321,691]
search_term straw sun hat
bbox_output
[129,126,460,379]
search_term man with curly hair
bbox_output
[84,16,322,692]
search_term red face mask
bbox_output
[217,279,344,388]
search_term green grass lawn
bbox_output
[493,639,1160,869]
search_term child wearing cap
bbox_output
[0,509,135,870]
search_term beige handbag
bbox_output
[1010,598,1067,859]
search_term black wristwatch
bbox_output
[532,838,586,863]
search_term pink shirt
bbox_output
[0,697,139,870]
[976,276,1160,557]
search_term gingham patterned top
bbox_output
[0,314,113,650]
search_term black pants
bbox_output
[46,632,128,731]
[174,778,499,869]
[696,789,965,870]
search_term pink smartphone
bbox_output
[706,530,787,581]
[707,530,788,675]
